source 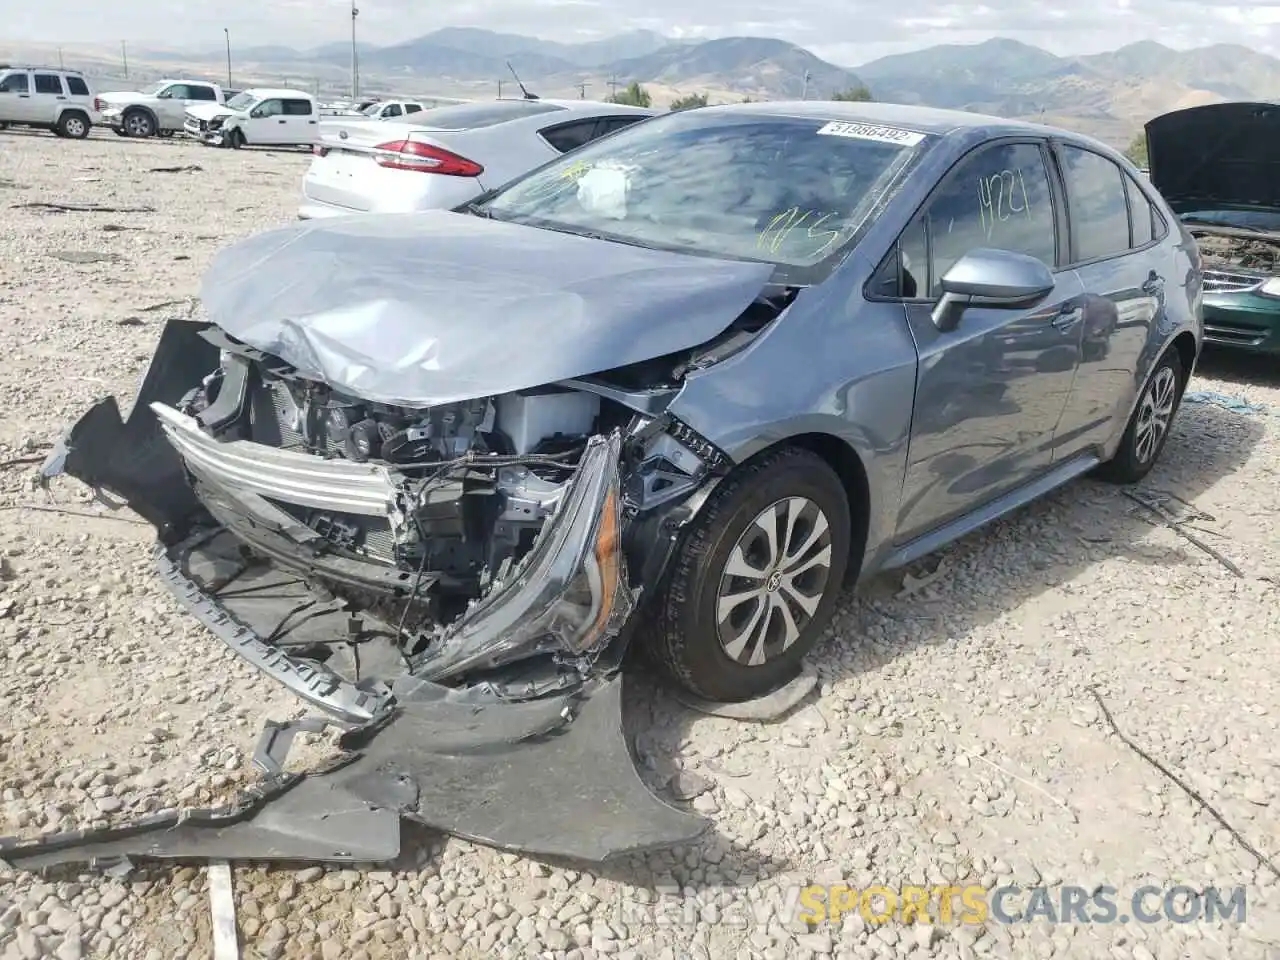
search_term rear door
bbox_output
[886,139,1086,542]
[1049,143,1167,459]
[282,98,317,143]
[0,71,34,123]
[31,71,66,124]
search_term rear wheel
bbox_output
[57,111,90,139]
[1095,349,1185,484]
[649,446,851,702]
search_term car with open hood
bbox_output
[5,101,1202,871]
[1146,101,1280,354]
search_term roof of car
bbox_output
[244,87,312,99]
[496,98,656,115]
[703,99,1063,138]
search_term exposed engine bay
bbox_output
[97,284,792,713]
[1192,228,1280,274]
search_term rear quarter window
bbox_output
[66,76,89,96]
[391,100,566,130]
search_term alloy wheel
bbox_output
[124,113,152,137]
[715,496,833,667]
[63,117,86,138]
[1134,365,1177,464]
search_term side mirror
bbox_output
[931,248,1055,332]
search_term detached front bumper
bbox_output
[2,319,708,869]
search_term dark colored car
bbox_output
[1147,101,1280,354]
[4,101,1202,871]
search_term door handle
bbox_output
[278,119,287,123]
[1052,307,1083,332]
[17,94,29,98]
[56,95,66,100]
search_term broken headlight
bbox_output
[412,431,634,680]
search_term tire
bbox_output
[1095,349,1185,484]
[122,109,155,138]
[112,128,128,137]
[649,446,851,702]
[56,111,90,139]
[224,128,244,149]
[0,122,8,130]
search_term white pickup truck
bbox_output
[96,79,234,139]
[184,88,319,149]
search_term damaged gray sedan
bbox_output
[2,101,1202,870]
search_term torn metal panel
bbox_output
[0,674,706,870]
[39,319,219,536]
[199,211,774,407]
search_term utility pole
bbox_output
[57,47,64,69]
[578,81,588,99]
[350,1,360,99]
[801,70,810,100]
[121,41,128,79]
[497,78,503,98]
[607,75,618,99]
[223,28,232,90]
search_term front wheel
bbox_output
[223,128,244,149]
[1095,349,1185,484]
[122,110,154,138]
[649,446,851,703]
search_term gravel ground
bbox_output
[1,127,1279,960]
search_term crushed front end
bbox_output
[1,318,726,870]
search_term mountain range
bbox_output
[123,30,1280,145]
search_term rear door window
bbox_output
[1125,174,1153,247]
[65,76,89,96]
[33,73,63,95]
[282,99,313,116]
[405,103,422,114]
[1059,145,1131,262]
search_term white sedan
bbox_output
[298,98,656,219]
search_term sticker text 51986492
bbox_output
[815,121,926,146]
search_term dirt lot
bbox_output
[0,127,1278,960]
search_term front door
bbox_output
[245,98,285,144]
[0,71,33,123]
[894,140,1085,542]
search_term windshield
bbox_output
[1180,207,1280,234]
[225,92,256,112]
[481,109,927,279]
[360,102,382,116]
[144,81,169,96]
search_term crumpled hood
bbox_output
[97,91,150,106]
[199,211,774,407]
[186,102,235,121]
[1146,101,1280,209]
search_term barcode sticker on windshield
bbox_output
[816,121,925,145]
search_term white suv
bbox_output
[0,66,98,139]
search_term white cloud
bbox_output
[11,0,1280,65]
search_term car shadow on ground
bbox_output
[563,398,1266,892]
[1193,345,1280,389]
[0,127,313,156]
